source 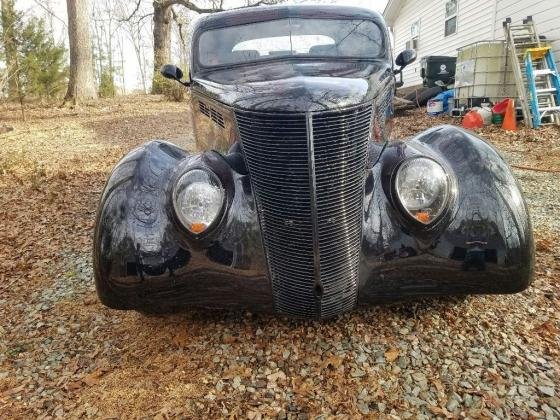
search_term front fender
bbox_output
[358,125,534,303]
[93,140,272,312]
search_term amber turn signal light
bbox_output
[415,211,431,224]
[190,222,207,233]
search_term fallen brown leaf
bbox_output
[322,355,343,369]
[385,347,400,362]
[536,238,554,253]
[432,378,445,393]
[172,330,189,347]
[81,367,109,386]
[428,405,453,418]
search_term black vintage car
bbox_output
[94,5,534,319]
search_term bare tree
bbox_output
[64,0,97,104]
[92,5,104,85]
[92,0,124,97]
[117,0,152,93]
[150,0,221,93]
[117,32,126,94]
[172,9,189,66]
[151,0,225,94]
[151,0,174,94]
[119,0,281,95]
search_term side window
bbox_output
[406,20,420,50]
[445,0,458,37]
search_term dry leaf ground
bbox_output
[0,97,558,419]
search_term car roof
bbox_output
[194,5,384,32]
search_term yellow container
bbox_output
[525,46,551,60]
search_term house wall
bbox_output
[389,0,560,88]
[390,0,495,87]
[493,0,560,62]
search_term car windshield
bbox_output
[197,18,384,67]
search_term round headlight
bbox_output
[395,157,450,224]
[173,169,225,234]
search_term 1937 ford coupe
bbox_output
[93,5,534,319]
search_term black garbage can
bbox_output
[421,56,457,87]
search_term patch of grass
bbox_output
[30,161,47,191]
[0,150,29,176]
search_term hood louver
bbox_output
[199,101,225,128]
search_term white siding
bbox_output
[391,0,494,87]
[493,0,560,64]
[389,0,560,87]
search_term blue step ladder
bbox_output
[525,47,560,127]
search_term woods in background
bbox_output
[1,0,66,104]
[0,0,283,106]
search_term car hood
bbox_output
[191,61,391,112]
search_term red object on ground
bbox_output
[502,98,517,131]
[492,99,509,115]
[462,110,484,129]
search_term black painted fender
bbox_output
[93,140,273,312]
[358,125,534,303]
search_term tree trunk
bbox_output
[148,0,265,94]
[64,0,97,103]
[151,0,172,94]
[1,0,18,99]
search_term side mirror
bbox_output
[395,49,417,68]
[160,64,190,86]
[393,49,417,90]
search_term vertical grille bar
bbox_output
[313,105,373,318]
[236,104,373,319]
[305,112,323,311]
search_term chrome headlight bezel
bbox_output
[394,156,453,225]
[172,168,226,235]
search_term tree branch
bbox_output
[157,0,281,15]
[30,0,67,27]
[164,0,223,14]
[235,0,282,8]
[119,0,143,22]
[138,12,154,22]
[171,7,186,47]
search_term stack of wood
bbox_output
[393,96,415,111]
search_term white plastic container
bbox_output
[427,98,444,115]
[472,106,493,125]
[454,41,517,106]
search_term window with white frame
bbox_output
[407,20,420,50]
[445,0,458,37]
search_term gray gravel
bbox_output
[513,168,560,235]
[3,248,558,418]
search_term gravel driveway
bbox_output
[0,99,558,418]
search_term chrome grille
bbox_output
[236,105,373,318]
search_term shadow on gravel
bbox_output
[134,295,470,328]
